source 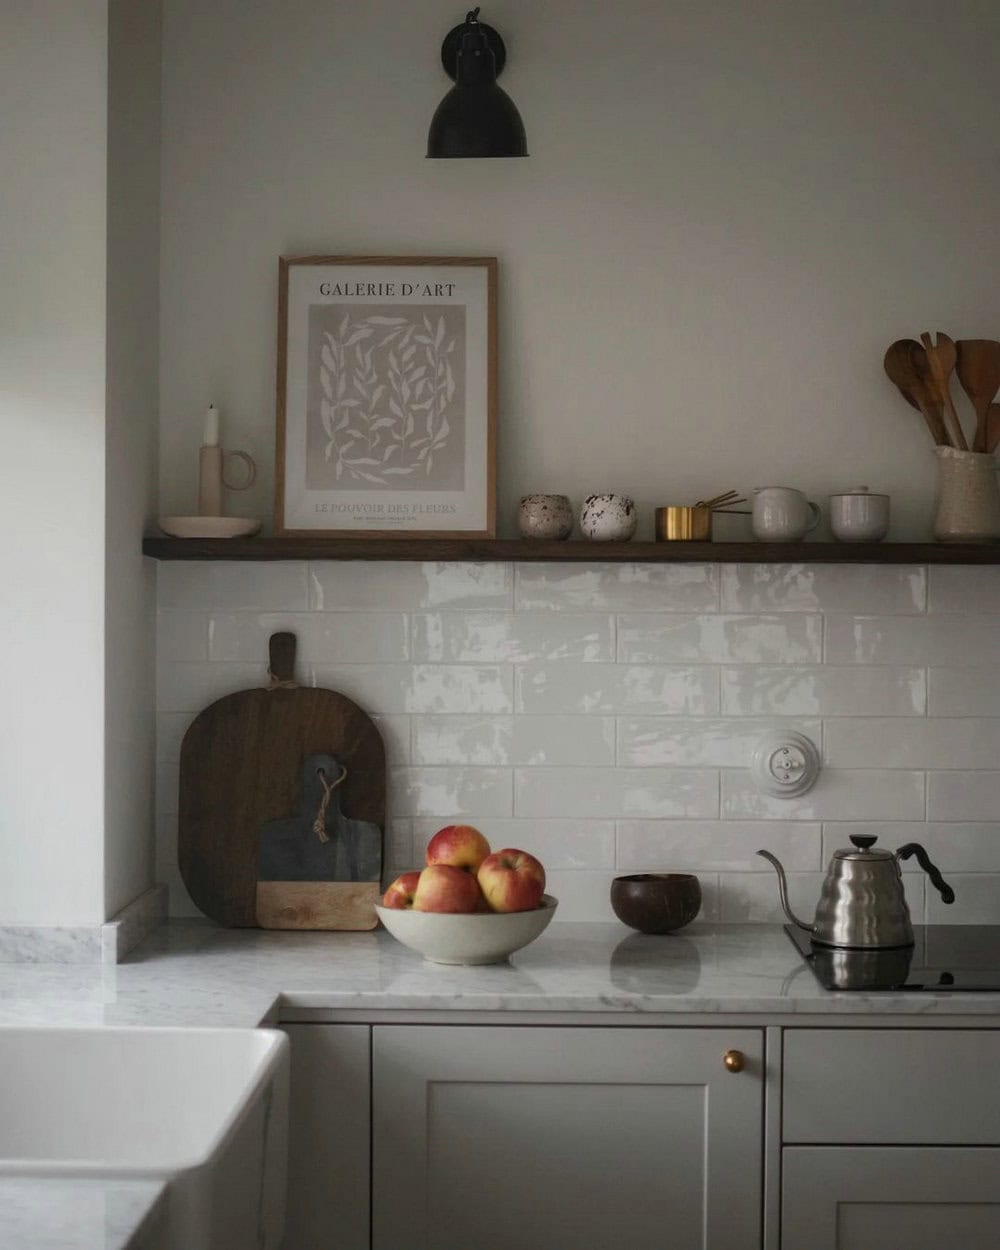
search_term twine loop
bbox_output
[312,763,348,842]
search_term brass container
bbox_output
[655,505,712,541]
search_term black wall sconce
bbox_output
[427,7,528,159]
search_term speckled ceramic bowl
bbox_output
[517,495,574,540]
[610,874,701,934]
[375,896,559,965]
[580,494,637,542]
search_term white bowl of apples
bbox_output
[376,825,557,965]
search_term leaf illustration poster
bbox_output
[277,257,496,536]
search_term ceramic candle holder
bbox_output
[580,494,637,542]
[517,494,574,540]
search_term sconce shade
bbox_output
[427,11,528,158]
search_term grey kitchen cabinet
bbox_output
[782,1147,1000,1250]
[281,1024,370,1250]
[371,1025,764,1250]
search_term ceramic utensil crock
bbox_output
[933,447,1000,542]
[758,835,954,949]
[751,487,820,541]
[829,486,890,543]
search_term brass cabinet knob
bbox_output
[723,1049,745,1073]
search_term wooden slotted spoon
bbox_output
[955,339,1000,453]
[920,331,968,450]
[883,339,948,445]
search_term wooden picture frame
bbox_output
[275,255,497,538]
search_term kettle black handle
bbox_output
[898,843,955,905]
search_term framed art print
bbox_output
[276,255,497,537]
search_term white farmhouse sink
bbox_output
[0,1026,289,1250]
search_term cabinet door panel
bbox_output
[782,1147,1000,1250]
[373,1025,762,1250]
[281,1024,370,1250]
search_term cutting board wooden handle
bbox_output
[269,631,297,684]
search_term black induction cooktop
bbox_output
[785,924,1000,992]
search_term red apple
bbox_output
[413,864,483,914]
[381,871,421,909]
[425,824,491,874]
[477,848,546,913]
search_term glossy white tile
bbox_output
[412,612,613,663]
[383,820,415,875]
[541,872,620,922]
[822,824,1000,873]
[721,769,925,820]
[618,717,823,767]
[616,821,822,872]
[929,667,1000,716]
[155,662,262,713]
[618,613,821,664]
[824,614,998,666]
[389,767,512,818]
[517,663,719,715]
[515,562,719,612]
[516,767,718,819]
[412,819,616,870]
[721,665,925,716]
[928,566,1000,615]
[719,871,924,924]
[156,612,208,662]
[825,718,1000,770]
[372,714,411,767]
[925,874,1000,924]
[210,611,408,663]
[310,664,513,714]
[309,561,512,611]
[412,715,615,767]
[927,772,1000,822]
[720,563,926,614]
[159,561,309,610]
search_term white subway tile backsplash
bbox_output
[824,614,998,666]
[618,717,822,768]
[516,562,718,612]
[517,663,718,715]
[309,561,512,611]
[412,715,615,767]
[412,612,613,663]
[721,665,925,716]
[516,767,718,819]
[722,769,925,821]
[618,614,821,664]
[153,558,1000,924]
[927,772,1000,822]
[721,563,925,614]
[412,819,616,871]
[928,566,1000,614]
[825,718,1000,770]
[390,767,512,818]
[310,664,513,714]
[929,668,1000,717]
[159,561,309,610]
[210,611,408,663]
[616,821,822,872]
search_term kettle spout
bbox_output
[757,850,814,932]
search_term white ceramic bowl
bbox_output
[375,896,558,965]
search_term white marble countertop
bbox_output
[0,1178,167,1250]
[1,920,999,1027]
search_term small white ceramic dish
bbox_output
[158,517,261,539]
[375,895,558,965]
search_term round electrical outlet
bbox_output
[751,731,820,798]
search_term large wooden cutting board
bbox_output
[178,632,384,930]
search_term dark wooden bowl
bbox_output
[610,873,702,934]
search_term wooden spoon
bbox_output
[955,340,1000,453]
[920,331,968,450]
[883,339,948,445]
[988,402,1000,455]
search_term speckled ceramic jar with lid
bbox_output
[517,494,574,540]
[580,493,637,542]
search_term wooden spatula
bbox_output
[987,402,1000,455]
[920,332,968,450]
[956,340,1000,453]
[883,339,948,444]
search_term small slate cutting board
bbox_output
[178,632,384,930]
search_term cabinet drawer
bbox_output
[783,1029,1000,1144]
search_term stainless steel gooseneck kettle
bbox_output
[758,835,955,949]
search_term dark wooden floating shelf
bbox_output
[142,537,1000,564]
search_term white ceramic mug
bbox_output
[829,486,889,543]
[752,487,820,541]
